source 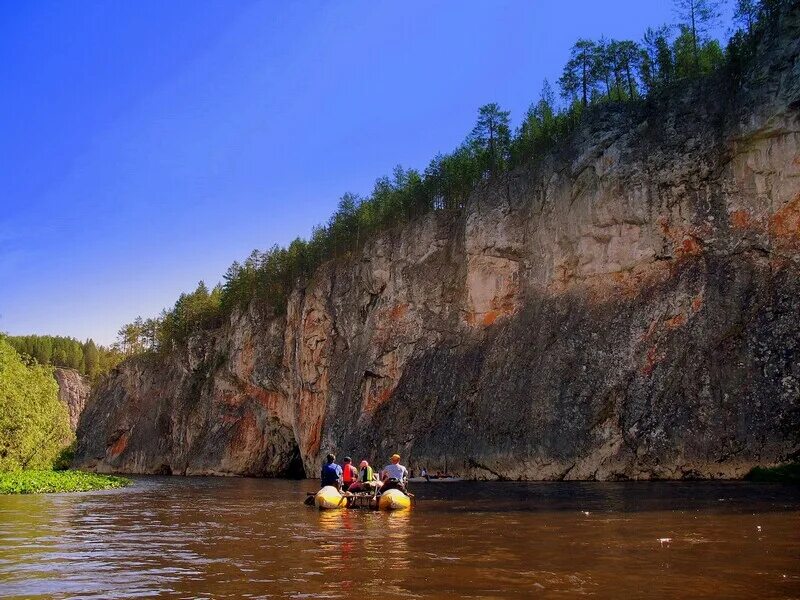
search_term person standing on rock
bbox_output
[380,454,408,493]
[341,457,358,491]
[320,453,342,491]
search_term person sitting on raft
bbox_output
[341,456,358,491]
[380,454,409,493]
[347,460,378,493]
[320,453,343,491]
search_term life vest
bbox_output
[343,464,357,483]
[359,466,374,482]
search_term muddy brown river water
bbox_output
[0,477,798,599]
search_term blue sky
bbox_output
[0,1,734,345]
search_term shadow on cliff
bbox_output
[355,251,800,480]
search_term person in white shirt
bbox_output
[380,453,408,493]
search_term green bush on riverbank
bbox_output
[0,337,73,471]
[0,470,130,494]
[745,463,800,483]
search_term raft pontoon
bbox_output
[307,486,413,511]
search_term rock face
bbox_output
[76,11,800,479]
[54,368,90,431]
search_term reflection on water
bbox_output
[0,478,798,598]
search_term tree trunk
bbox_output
[626,62,634,98]
[691,2,699,74]
[581,52,588,106]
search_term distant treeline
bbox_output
[5,335,124,380]
[116,0,790,354]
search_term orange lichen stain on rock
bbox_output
[769,192,800,244]
[389,303,408,321]
[691,293,704,313]
[581,260,673,304]
[473,290,519,328]
[303,308,324,332]
[297,374,327,457]
[677,236,702,258]
[220,388,242,408]
[464,304,516,328]
[240,338,255,379]
[482,310,501,326]
[640,318,660,342]
[242,384,281,412]
[664,313,688,330]
[108,432,129,457]
[730,209,753,230]
[548,260,578,294]
[659,216,704,259]
[230,412,258,452]
[362,352,400,413]
[640,346,660,376]
[363,381,395,414]
[302,414,323,457]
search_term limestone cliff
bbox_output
[76,10,800,480]
[53,368,90,431]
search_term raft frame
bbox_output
[306,490,414,510]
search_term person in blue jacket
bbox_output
[320,453,342,491]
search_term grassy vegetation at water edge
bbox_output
[0,470,130,494]
[744,463,800,483]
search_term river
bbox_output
[0,477,798,598]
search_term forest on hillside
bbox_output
[4,335,124,381]
[114,0,790,355]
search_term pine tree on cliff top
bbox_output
[673,0,722,74]
[559,39,598,106]
[469,103,511,176]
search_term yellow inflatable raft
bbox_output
[315,485,347,510]
[377,488,412,511]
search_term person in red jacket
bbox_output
[341,456,358,491]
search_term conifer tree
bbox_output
[469,103,512,176]
[559,39,598,106]
[641,26,674,91]
[734,0,759,34]
[674,0,722,74]
[83,339,100,378]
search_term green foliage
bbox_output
[117,0,788,353]
[744,463,800,483]
[0,470,129,494]
[559,39,598,106]
[52,440,76,471]
[734,0,760,34]
[511,79,576,167]
[469,103,512,175]
[673,0,723,76]
[0,338,72,471]
[641,26,675,92]
[5,334,122,380]
[673,25,725,78]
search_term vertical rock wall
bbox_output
[75,9,800,479]
[53,368,90,431]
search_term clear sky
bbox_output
[0,1,734,345]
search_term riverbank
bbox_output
[745,463,800,483]
[0,470,130,494]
